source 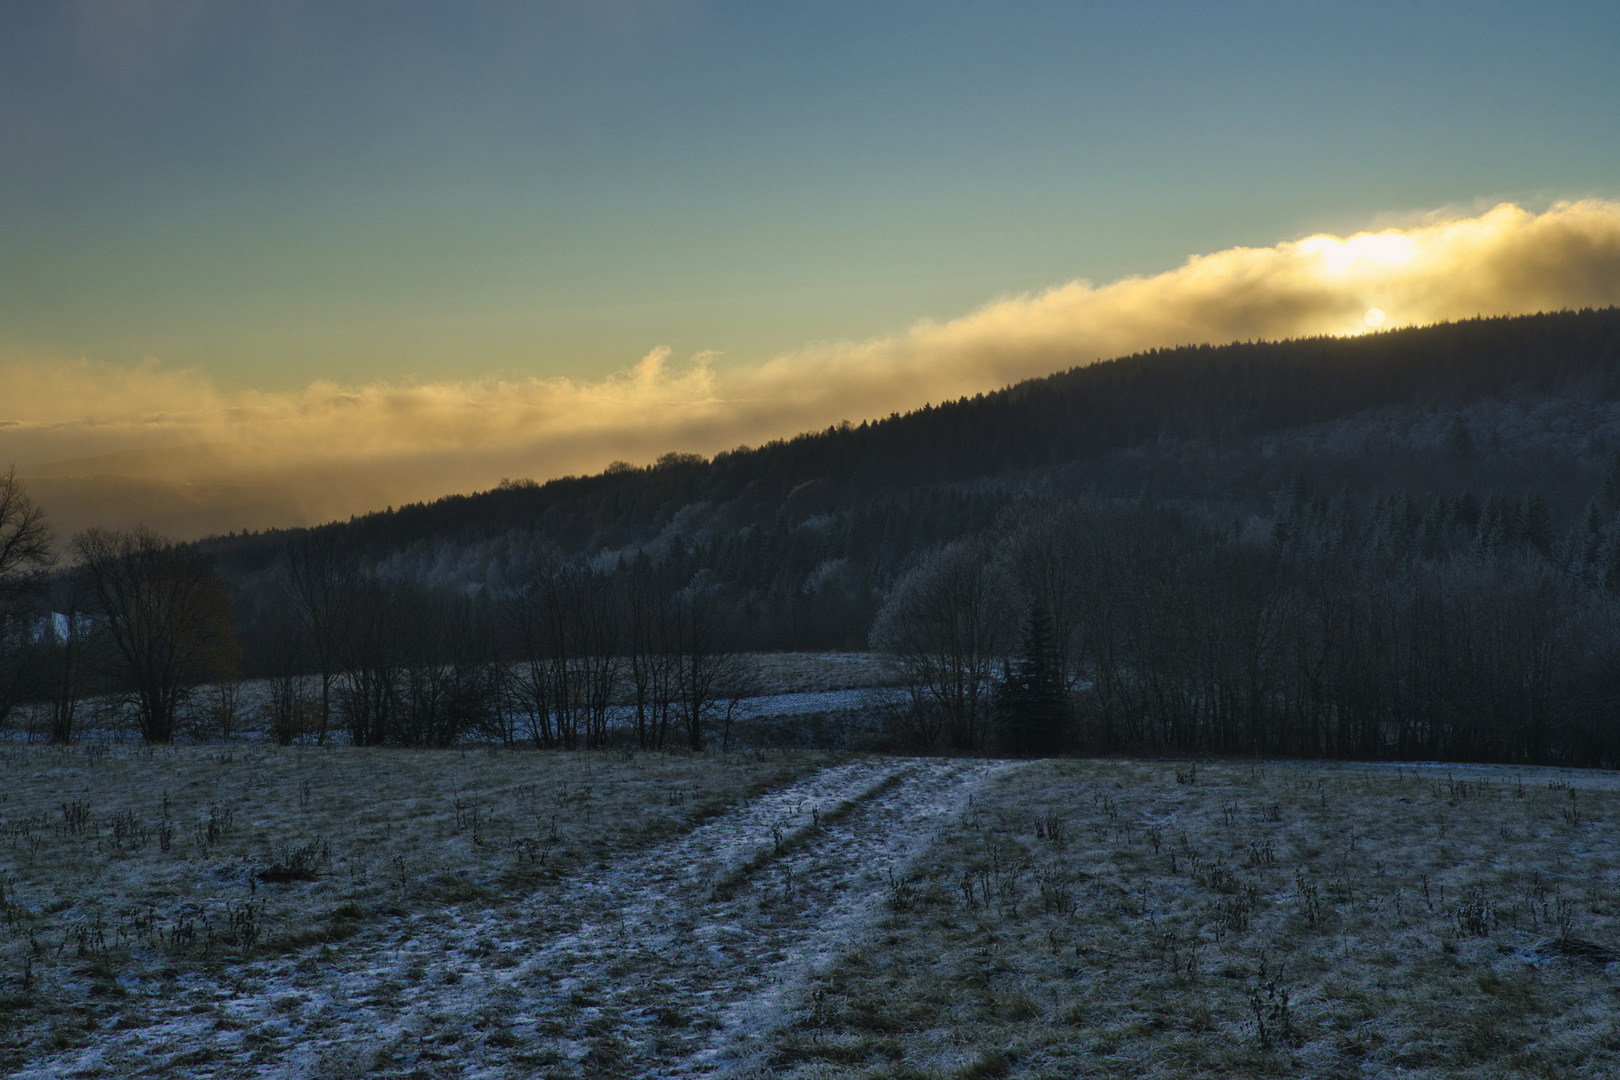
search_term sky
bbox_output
[3,1,1619,538]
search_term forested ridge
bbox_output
[9,307,1620,763]
[204,307,1620,564]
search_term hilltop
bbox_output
[188,307,1620,647]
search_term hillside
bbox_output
[185,308,1620,645]
[207,307,1620,568]
[21,308,1620,766]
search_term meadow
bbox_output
[772,759,1620,1079]
[3,741,1618,1078]
[1,742,825,1076]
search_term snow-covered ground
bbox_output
[2,653,910,749]
[14,750,1620,1077]
[16,756,1015,1079]
[724,686,908,720]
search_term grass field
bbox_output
[4,744,1619,1078]
[0,743,826,1076]
[769,758,1620,1079]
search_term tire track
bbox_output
[496,756,1018,1078]
[19,757,1016,1079]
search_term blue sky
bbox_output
[4,1,1617,391]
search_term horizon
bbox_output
[4,2,1620,539]
[169,306,1620,535]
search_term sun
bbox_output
[1364,308,1386,328]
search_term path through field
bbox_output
[24,757,1016,1079]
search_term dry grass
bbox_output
[749,652,904,693]
[7,743,1620,1078]
[762,758,1620,1079]
[0,742,825,1072]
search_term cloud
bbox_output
[4,199,1620,539]
[737,200,1620,418]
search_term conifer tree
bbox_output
[998,603,1069,757]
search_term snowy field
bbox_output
[769,758,1620,1079]
[5,748,1620,1078]
[2,652,908,751]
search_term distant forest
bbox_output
[7,307,1620,764]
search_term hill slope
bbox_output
[203,308,1620,588]
[28,308,1620,764]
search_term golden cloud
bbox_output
[5,200,1620,539]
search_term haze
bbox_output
[3,1,1618,539]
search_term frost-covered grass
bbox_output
[749,652,902,694]
[0,742,825,1074]
[763,758,1620,1079]
[8,749,1620,1078]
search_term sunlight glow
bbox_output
[5,199,1619,537]
[1300,231,1417,272]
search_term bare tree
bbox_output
[266,659,312,746]
[671,577,752,751]
[715,651,761,752]
[207,676,247,741]
[0,467,55,725]
[47,606,85,744]
[505,562,624,749]
[870,538,1018,749]
[260,598,312,744]
[283,531,352,744]
[73,527,239,743]
[506,576,558,748]
[574,571,623,748]
[622,555,678,749]
[395,585,502,747]
[0,466,51,590]
[335,577,404,746]
[36,574,97,745]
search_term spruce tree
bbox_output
[998,603,1069,757]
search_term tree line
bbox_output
[181,307,1620,671]
[259,536,756,751]
[8,309,1620,759]
[9,460,1620,765]
[0,474,757,751]
[199,307,1620,563]
[875,482,1620,766]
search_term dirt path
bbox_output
[24,757,1017,1079]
